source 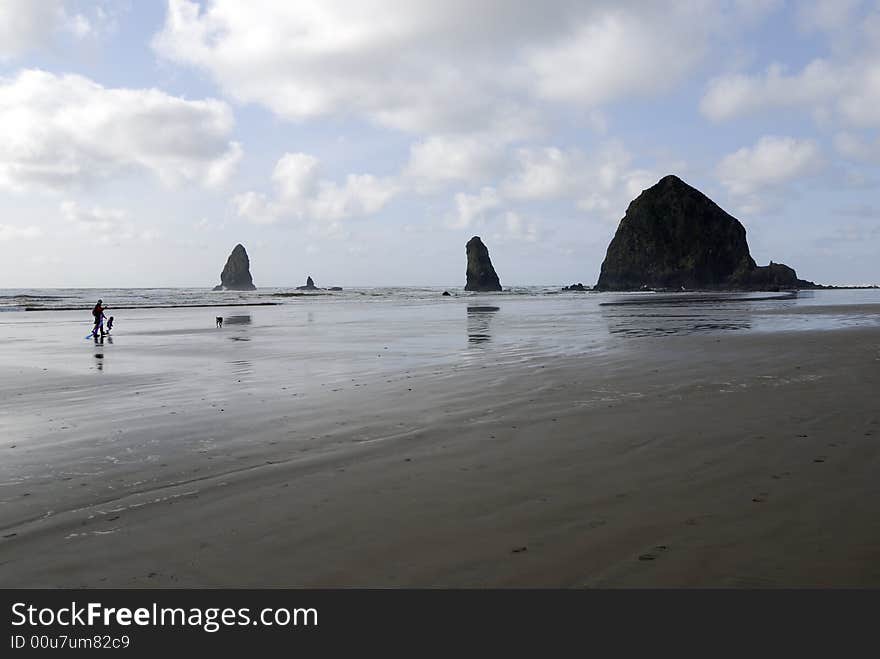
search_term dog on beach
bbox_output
[216,316,223,328]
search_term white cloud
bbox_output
[503,148,580,201]
[235,152,399,225]
[61,199,127,232]
[501,142,661,222]
[701,8,880,130]
[0,223,43,241]
[716,136,823,210]
[272,153,320,202]
[700,60,843,122]
[523,8,704,107]
[0,1,121,58]
[0,69,242,192]
[0,0,66,58]
[796,0,863,34]
[153,0,761,134]
[310,175,399,222]
[448,187,501,229]
[498,211,538,243]
[834,131,880,163]
[231,191,278,225]
[59,200,160,245]
[405,134,507,189]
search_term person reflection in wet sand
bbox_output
[467,306,499,344]
[93,334,111,370]
[94,336,104,371]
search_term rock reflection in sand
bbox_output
[467,306,499,345]
[601,294,756,336]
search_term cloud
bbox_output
[405,134,507,189]
[0,69,242,192]
[0,224,43,241]
[835,203,880,218]
[235,152,399,225]
[700,60,843,122]
[503,148,581,201]
[59,199,160,245]
[716,136,823,211]
[231,191,279,225]
[447,187,501,229]
[0,1,120,58]
[522,8,705,107]
[61,199,127,232]
[0,0,67,58]
[834,132,880,163]
[272,153,320,202]
[796,0,863,34]
[701,7,880,129]
[496,211,538,243]
[501,142,660,222]
[153,0,761,134]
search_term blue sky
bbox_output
[1,0,879,287]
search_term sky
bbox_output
[1,0,879,288]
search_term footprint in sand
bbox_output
[638,545,668,561]
[813,456,827,463]
[752,492,769,503]
[511,546,528,554]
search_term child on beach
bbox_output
[106,316,114,333]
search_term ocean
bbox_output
[1,287,879,381]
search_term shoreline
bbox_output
[23,302,282,311]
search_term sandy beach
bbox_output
[1,293,880,587]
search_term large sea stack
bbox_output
[465,236,502,292]
[596,175,816,291]
[213,244,256,291]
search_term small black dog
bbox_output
[216,317,223,328]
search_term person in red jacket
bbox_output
[91,299,106,338]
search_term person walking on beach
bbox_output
[92,299,106,338]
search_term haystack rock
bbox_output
[296,276,318,291]
[465,236,502,292]
[596,175,817,291]
[213,244,256,291]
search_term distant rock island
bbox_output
[213,244,256,291]
[296,276,318,291]
[465,236,502,292]
[294,276,342,292]
[596,175,817,291]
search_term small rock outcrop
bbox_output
[213,244,256,291]
[596,175,817,291]
[563,283,587,291]
[465,236,502,292]
[296,276,318,291]
[442,291,452,296]
[732,261,817,291]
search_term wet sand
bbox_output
[1,303,880,587]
